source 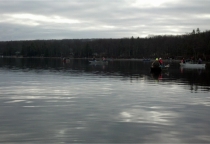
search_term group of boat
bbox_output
[62,57,206,70]
[150,59,206,74]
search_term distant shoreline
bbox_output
[0,56,185,62]
[1,56,210,64]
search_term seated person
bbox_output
[198,58,202,64]
[159,58,163,66]
[102,57,106,61]
[181,58,185,63]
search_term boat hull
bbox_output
[150,64,170,73]
[63,58,70,63]
[142,59,151,62]
[180,63,205,69]
[89,60,108,65]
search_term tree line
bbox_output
[0,29,210,60]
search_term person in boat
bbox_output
[198,58,202,64]
[152,58,160,68]
[191,57,194,63]
[159,58,163,66]
[181,58,185,63]
[63,57,66,63]
[151,58,161,73]
[102,57,106,61]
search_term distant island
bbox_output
[0,29,210,61]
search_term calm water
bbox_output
[0,58,210,143]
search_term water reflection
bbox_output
[1,58,209,90]
[1,58,210,94]
[0,58,210,143]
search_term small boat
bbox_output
[151,63,170,73]
[89,60,108,65]
[160,64,170,70]
[63,58,70,63]
[142,59,151,62]
[180,63,205,69]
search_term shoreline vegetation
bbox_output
[2,56,210,64]
[0,29,210,61]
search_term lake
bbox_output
[0,58,210,143]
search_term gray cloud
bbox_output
[0,0,210,41]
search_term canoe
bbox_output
[151,64,170,73]
[63,58,70,63]
[89,60,108,65]
[142,59,151,62]
[180,63,205,69]
[160,64,170,70]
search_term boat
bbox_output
[142,59,151,62]
[63,58,70,63]
[89,60,108,65]
[151,64,170,73]
[160,64,170,70]
[180,63,205,69]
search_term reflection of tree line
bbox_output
[0,58,153,74]
[0,58,209,91]
[0,58,63,69]
[180,69,210,91]
[0,29,210,60]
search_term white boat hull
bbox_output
[89,60,108,65]
[180,63,206,69]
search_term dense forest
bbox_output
[0,29,210,60]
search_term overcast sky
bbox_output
[0,0,209,41]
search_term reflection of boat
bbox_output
[89,60,108,65]
[150,66,161,73]
[151,72,161,80]
[151,71,169,80]
[180,63,205,69]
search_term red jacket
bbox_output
[159,59,163,64]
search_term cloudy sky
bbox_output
[0,0,209,41]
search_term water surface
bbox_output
[0,58,210,143]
